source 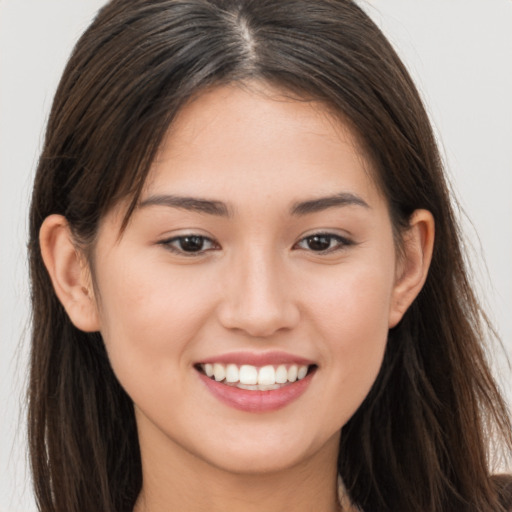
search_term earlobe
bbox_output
[39,214,100,332]
[388,209,435,328]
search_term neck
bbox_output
[135,468,342,512]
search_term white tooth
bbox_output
[239,365,258,385]
[225,364,239,383]
[237,383,282,391]
[213,363,226,382]
[275,365,288,384]
[204,363,214,378]
[258,383,281,391]
[258,365,276,386]
[287,364,298,382]
[236,382,259,391]
[297,365,308,380]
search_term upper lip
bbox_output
[197,350,316,367]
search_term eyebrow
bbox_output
[291,192,370,215]
[139,194,231,217]
[138,191,369,217]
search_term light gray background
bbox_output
[1,1,511,511]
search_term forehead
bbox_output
[142,82,380,207]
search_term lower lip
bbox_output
[198,370,315,413]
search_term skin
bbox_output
[40,83,434,512]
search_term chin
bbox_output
[204,446,312,475]
[187,427,340,477]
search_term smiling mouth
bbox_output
[196,363,316,391]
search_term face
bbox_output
[90,83,402,476]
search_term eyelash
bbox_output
[293,233,354,253]
[158,232,353,256]
[158,235,219,256]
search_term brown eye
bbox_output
[160,235,218,255]
[178,236,206,252]
[305,235,332,251]
[295,233,352,253]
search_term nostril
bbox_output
[217,304,300,338]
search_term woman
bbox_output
[28,0,512,511]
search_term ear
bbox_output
[39,214,100,332]
[388,209,435,328]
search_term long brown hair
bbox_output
[28,1,512,511]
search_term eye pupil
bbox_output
[180,236,204,252]
[307,235,331,251]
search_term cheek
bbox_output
[304,261,394,418]
[94,257,215,383]
[308,259,394,341]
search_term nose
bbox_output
[217,249,300,338]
